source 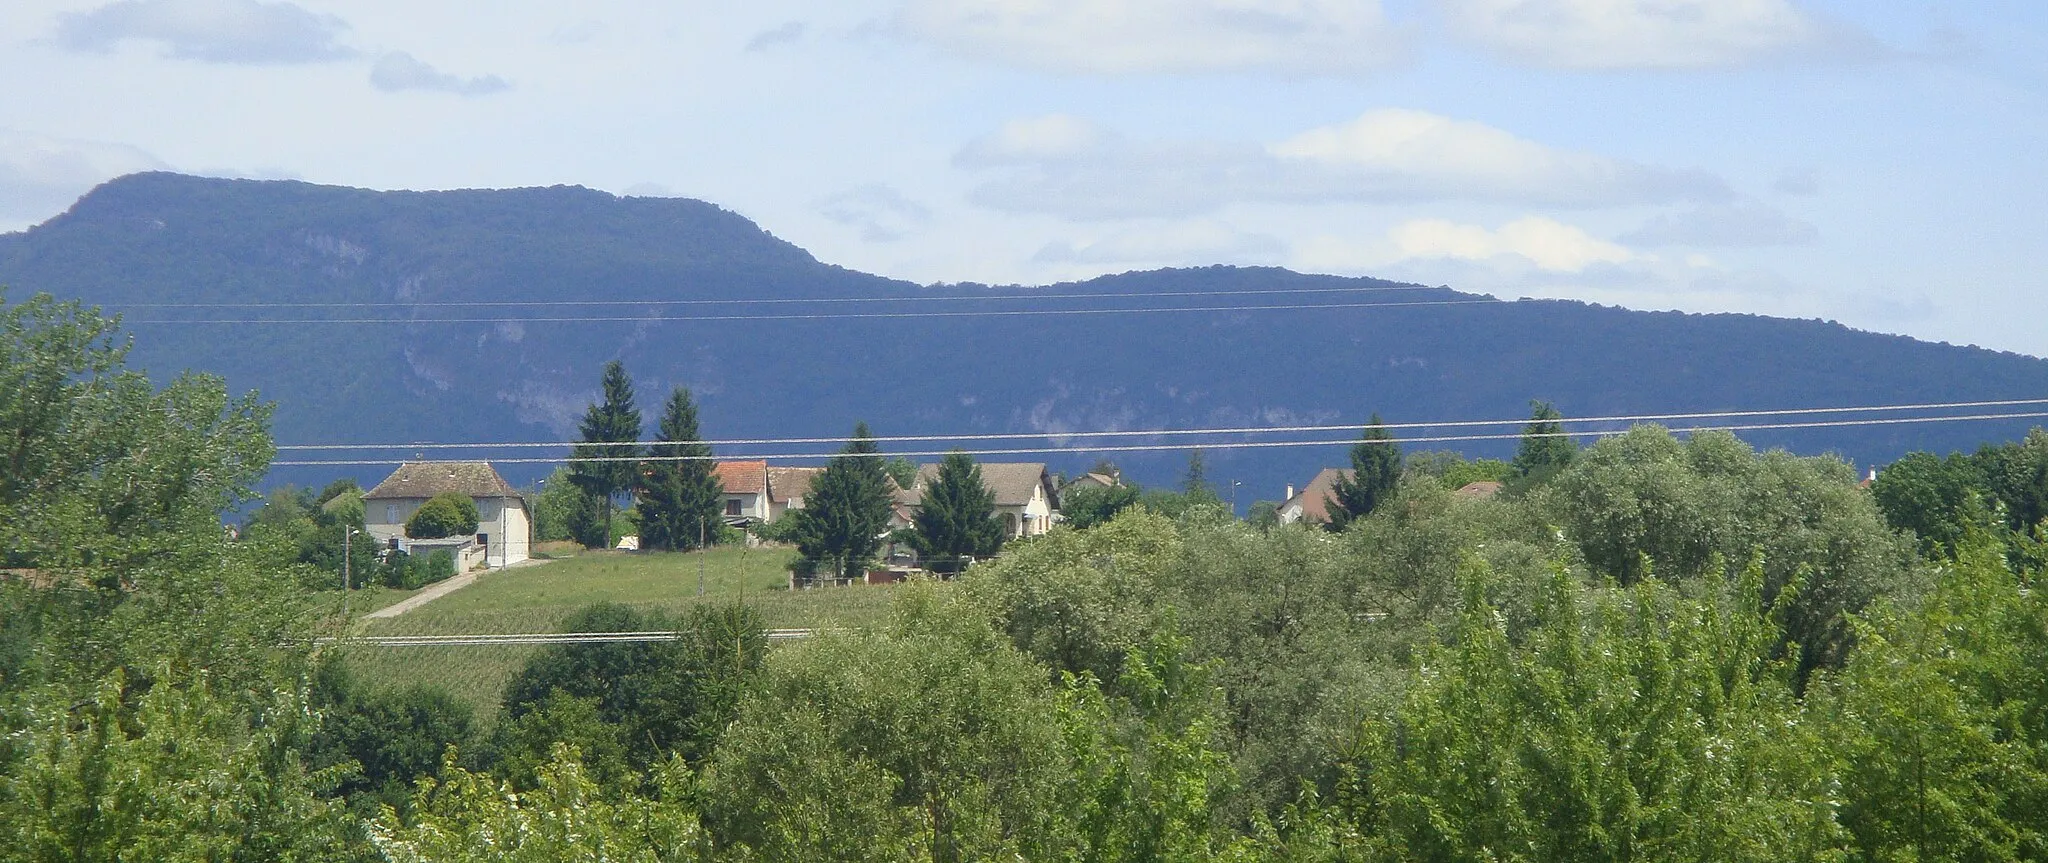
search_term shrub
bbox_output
[405,492,479,539]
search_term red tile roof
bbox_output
[713,461,768,495]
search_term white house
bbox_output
[363,461,531,568]
[1276,467,1351,526]
[898,462,1059,538]
[713,461,771,525]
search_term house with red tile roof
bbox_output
[713,460,770,525]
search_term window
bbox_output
[385,504,398,523]
[725,498,742,516]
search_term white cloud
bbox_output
[1034,220,1286,265]
[819,184,933,242]
[1441,0,1827,69]
[959,109,1727,218]
[1388,216,1636,271]
[1269,109,1719,206]
[900,0,1403,75]
[1619,202,1816,247]
[955,114,1110,166]
[54,0,355,64]
[745,21,806,51]
[0,130,169,228]
[369,52,510,96]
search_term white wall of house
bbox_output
[996,482,1054,538]
[364,495,530,568]
[721,491,769,521]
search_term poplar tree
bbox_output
[910,450,1004,575]
[790,422,893,581]
[636,386,722,551]
[568,361,641,549]
[1327,414,1400,530]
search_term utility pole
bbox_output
[697,517,706,597]
[342,527,360,621]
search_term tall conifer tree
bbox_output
[568,361,641,548]
[636,386,722,551]
[910,450,1004,575]
[1511,400,1577,484]
[790,422,893,581]
[1327,413,1400,530]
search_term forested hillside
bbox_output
[6,292,2047,860]
[3,172,2046,492]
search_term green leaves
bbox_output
[405,491,480,539]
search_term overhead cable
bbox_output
[273,396,2048,452]
[125,298,1497,324]
[115,283,1447,309]
[269,410,2048,466]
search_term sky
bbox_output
[2,0,2045,358]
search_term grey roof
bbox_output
[364,462,520,501]
[902,462,1051,508]
[768,466,824,503]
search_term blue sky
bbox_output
[2,0,2043,357]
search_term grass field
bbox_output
[338,546,915,717]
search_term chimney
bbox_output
[1284,484,1295,501]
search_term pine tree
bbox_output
[1327,414,1400,530]
[1511,400,1577,484]
[568,361,641,549]
[636,386,722,552]
[789,422,893,582]
[1182,448,1218,503]
[910,451,1005,575]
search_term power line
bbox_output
[319,628,816,647]
[125,298,1497,324]
[114,284,1447,309]
[269,410,2048,467]
[274,397,2048,452]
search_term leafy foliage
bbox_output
[404,491,479,540]
[1060,482,1142,529]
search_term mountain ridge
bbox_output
[2,172,2044,494]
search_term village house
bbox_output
[1278,470,1506,525]
[363,461,531,568]
[896,462,1060,538]
[713,461,771,526]
[1276,467,1351,526]
[767,466,824,521]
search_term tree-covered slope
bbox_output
[2,172,2044,491]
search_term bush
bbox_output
[405,492,479,539]
[378,548,456,590]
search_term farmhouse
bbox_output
[1276,467,1352,526]
[897,462,1060,538]
[363,461,531,568]
[713,461,771,525]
